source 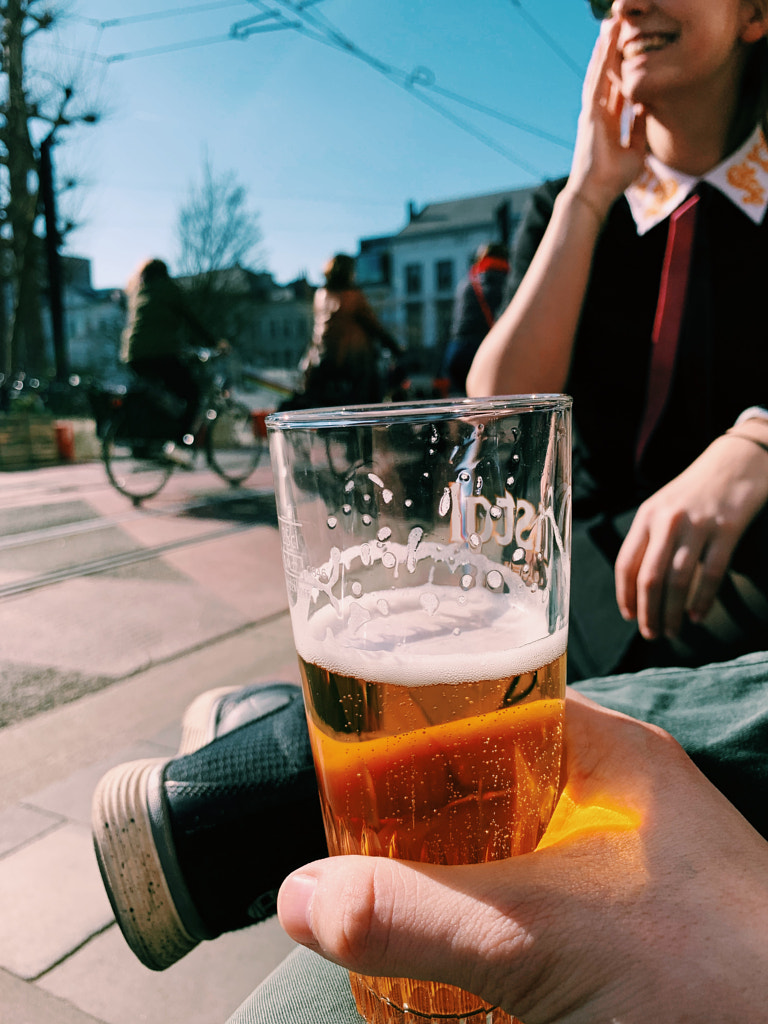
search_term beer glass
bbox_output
[268,396,571,1024]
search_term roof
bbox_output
[396,186,537,240]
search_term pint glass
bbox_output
[268,396,571,1024]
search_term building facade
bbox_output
[356,186,537,375]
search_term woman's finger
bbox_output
[615,517,649,621]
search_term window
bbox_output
[435,260,453,293]
[405,302,424,349]
[405,263,422,296]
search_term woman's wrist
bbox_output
[556,185,614,229]
[725,420,768,458]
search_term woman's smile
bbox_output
[622,31,679,60]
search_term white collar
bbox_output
[625,125,768,235]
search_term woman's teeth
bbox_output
[623,34,676,58]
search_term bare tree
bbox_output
[177,154,264,277]
[175,154,266,346]
[0,0,97,377]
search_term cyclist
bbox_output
[120,258,227,444]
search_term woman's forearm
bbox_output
[466,186,609,398]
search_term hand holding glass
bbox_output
[268,396,571,1024]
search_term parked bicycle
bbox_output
[89,349,266,505]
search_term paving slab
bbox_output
[0,804,63,858]
[0,966,106,1024]
[37,919,296,1024]
[0,617,299,812]
[0,823,113,980]
[22,739,177,827]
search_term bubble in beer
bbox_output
[438,488,451,517]
[420,591,439,615]
[469,534,481,548]
[368,473,385,488]
[382,489,393,504]
[460,574,474,590]
[458,471,471,483]
[475,475,484,494]
[490,505,502,520]
[327,516,338,529]
[377,527,392,542]
[512,547,525,563]
[376,599,389,615]
[345,479,355,493]
[382,552,397,569]
[342,504,352,515]
[486,569,503,590]
[404,498,413,508]
[362,514,373,526]
[352,581,363,597]
[506,476,515,487]
[361,544,372,565]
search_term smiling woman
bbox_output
[467,0,768,682]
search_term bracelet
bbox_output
[725,424,768,456]
[568,190,607,227]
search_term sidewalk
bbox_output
[0,477,306,1023]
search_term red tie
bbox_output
[635,192,700,465]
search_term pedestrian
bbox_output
[442,242,510,395]
[290,254,402,409]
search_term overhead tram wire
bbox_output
[72,1,252,30]
[506,0,585,79]
[249,0,556,176]
[406,67,572,150]
[71,0,574,170]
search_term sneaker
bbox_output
[91,681,325,971]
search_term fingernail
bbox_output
[278,873,317,946]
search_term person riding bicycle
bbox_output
[120,257,227,441]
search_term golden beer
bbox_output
[295,586,567,1024]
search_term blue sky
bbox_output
[41,0,600,289]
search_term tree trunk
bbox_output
[3,0,47,375]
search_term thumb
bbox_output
[277,855,533,1010]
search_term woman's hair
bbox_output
[475,242,509,263]
[734,6,768,149]
[122,259,171,341]
[125,258,170,302]
[323,253,356,290]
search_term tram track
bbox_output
[0,487,268,552]
[0,520,258,600]
[0,487,276,600]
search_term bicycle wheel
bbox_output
[102,414,174,504]
[205,399,264,485]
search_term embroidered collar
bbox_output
[625,125,768,234]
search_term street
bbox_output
[0,456,285,729]
[0,455,305,1024]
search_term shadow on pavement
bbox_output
[180,490,278,527]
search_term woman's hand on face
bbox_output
[567,17,647,215]
[615,436,768,640]
[277,691,768,1024]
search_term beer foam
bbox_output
[293,585,568,685]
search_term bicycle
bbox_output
[90,349,267,505]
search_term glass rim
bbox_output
[266,394,572,431]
